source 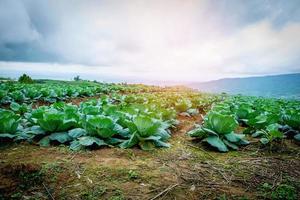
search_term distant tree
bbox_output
[74,75,81,81]
[18,74,34,84]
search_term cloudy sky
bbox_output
[0,0,300,83]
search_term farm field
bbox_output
[1,1,300,199]
[0,80,299,200]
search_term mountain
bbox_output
[189,73,300,98]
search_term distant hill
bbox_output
[189,73,300,98]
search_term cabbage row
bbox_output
[0,92,217,150]
[189,95,300,152]
[0,81,164,104]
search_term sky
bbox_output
[0,0,300,83]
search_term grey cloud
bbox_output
[0,0,300,80]
[0,0,62,62]
[0,0,39,44]
[24,1,59,37]
[210,0,300,29]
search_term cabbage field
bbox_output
[0,80,299,200]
